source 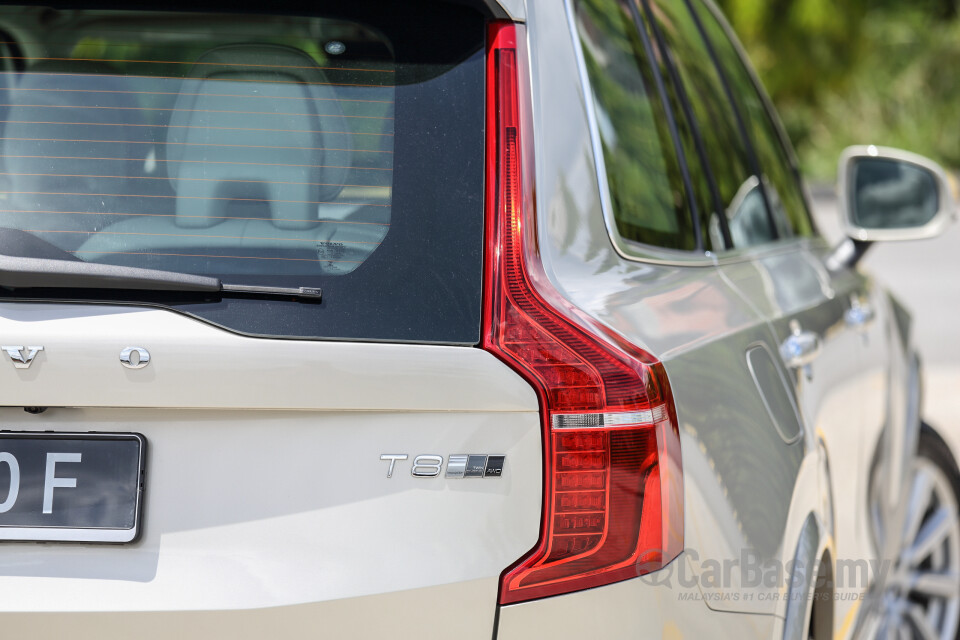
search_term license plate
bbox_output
[0,433,145,543]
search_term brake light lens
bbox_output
[483,22,683,605]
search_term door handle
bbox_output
[779,321,822,368]
[845,302,875,329]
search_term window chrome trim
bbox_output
[563,0,715,268]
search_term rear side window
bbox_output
[574,0,698,252]
[690,0,813,238]
[650,0,779,250]
[0,3,485,343]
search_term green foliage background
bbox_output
[715,0,960,179]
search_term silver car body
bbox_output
[0,1,939,639]
[496,0,924,637]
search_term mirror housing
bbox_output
[839,145,957,243]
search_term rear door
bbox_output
[686,0,880,618]
[563,0,818,617]
[695,15,921,625]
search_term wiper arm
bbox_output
[0,255,321,301]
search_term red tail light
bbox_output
[482,22,683,605]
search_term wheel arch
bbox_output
[782,513,835,640]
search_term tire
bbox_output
[870,425,960,639]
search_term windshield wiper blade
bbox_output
[0,255,321,301]
[220,284,322,300]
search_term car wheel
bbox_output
[867,426,960,639]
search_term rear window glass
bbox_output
[0,3,485,343]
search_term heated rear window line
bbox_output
[0,70,391,88]
[8,26,382,40]
[0,209,392,226]
[0,154,393,171]
[0,102,393,119]
[0,120,393,136]
[69,250,365,264]
[0,38,377,55]
[0,138,392,153]
[6,86,395,104]
[0,44,395,72]
[0,55,394,74]
[0,172,389,188]
[2,191,392,207]
[23,228,385,245]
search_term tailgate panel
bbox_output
[0,303,543,637]
[0,302,534,411]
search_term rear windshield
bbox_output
[0,2,485,343]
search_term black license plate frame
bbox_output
[0,432,145,543]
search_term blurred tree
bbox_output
[715,0,868,151]
[871,0,957,19]
[716,0,960,178]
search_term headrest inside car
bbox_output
[167,44,351,229]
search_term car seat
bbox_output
[165,44,351,230]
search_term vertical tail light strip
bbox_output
[482,22,684,605]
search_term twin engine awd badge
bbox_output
[380,454,505,478]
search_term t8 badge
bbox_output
[380,454,506,478]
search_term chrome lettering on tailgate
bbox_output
[2,345,43,369]
[379,454,506,478]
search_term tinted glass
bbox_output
[0,11,393,274]
[575,0,697,251]
[632,4,719,252]
[692,0,813,239]
[650,0,776,249]
[0,3,485,343]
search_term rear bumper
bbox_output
[0,407,542,640]
[495,553,778,640]
[0,579,497,639]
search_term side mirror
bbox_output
[839,145,957,243]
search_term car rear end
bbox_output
[0,2,546,637]
[0,1,708,638]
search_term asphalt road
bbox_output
[810,186,960,434]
